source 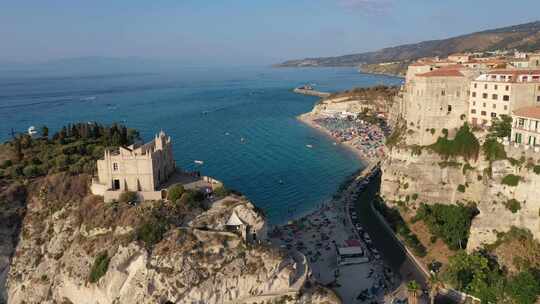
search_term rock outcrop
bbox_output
[381,146,540,251]
[1,173,319,304]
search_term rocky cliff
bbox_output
[381,144,540,251]
[0,172,332,304]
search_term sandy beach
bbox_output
[297,113,369,164]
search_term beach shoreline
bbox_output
[265,109,403,302]
[297,112,371,167]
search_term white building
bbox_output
[511,106,540,148]
[468,70,540,126]
[91,131,176,202]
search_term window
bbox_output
[482,93,488,99]
[473,101,476,106]
[492,104,496,109]
[474,83,477,89]
[447,105,452,112]
[441,90,445,96]
[494,85,498,90]
[471,109,477,114]
[503,95,510,101]
[492,94,498,100]
[519,118,525,128]
[113,163,118,171]
[483,103,486,107]
[537,96,540,102]
[504,105,508,110]
[484,84,488,89]
[491,112,497,118]
[505,85,510,91]
[472,92,477,97]
[481,111,487,116]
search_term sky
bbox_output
[1,0,540,66]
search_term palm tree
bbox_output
[407,280,421,304]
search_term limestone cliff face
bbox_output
[381,147,540,251]
[2,174,316,304]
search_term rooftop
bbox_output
[513,106,540,120]
[416,69,464,77]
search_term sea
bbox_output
[0,65,402,225]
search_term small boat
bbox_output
[240,137,246,143]
[194,160,204,165]
[279,180,284,185]
[28,126,37,136]
[306,144,313,148]
[225,132,230,136]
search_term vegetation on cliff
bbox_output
[428,124,480,161]
[89,251,111,283]
[413,203,478,250]
[444,249,540,303]
[1,122,140,181]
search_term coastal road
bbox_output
[353,169,458,304]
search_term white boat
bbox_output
[28,126,37,136]
[306,144,313,148]
[194,160,204,165]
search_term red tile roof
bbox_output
[513,106,540,120]
[416,69,464,77]
[488,69,540,75]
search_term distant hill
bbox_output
[276,21,540,67]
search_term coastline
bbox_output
[266,108,402,302]
[297,112,370,167]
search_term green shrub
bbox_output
[167,184,185,202]
[429,124,479,161]
[503,199,521,213]
[482,138,507,162]
[508,157,525,167]
[89,251,110,283]
[462,163,474,175]
[501,174,521,187]
[457,184,466,193]
[0,159,13,169]
[22,165,41,177]
[119,191,138,203]
[430,128,436,135]
[533,165,540,175]
[213,186,230,198]
[411,193,419,201]
[136,219,167,247]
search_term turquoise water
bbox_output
[0,66,402,224]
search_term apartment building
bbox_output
[468,70,540,126]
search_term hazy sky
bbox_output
[2,0,540,65]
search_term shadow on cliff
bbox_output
[0,182,28,302]
[353,170,428,292]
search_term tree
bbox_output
[505,270,540,304]
[482,138,507,162]
[407,280,421,304]
[489,115,512,139]
[443,251,505,303]
[414,204,477,250]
